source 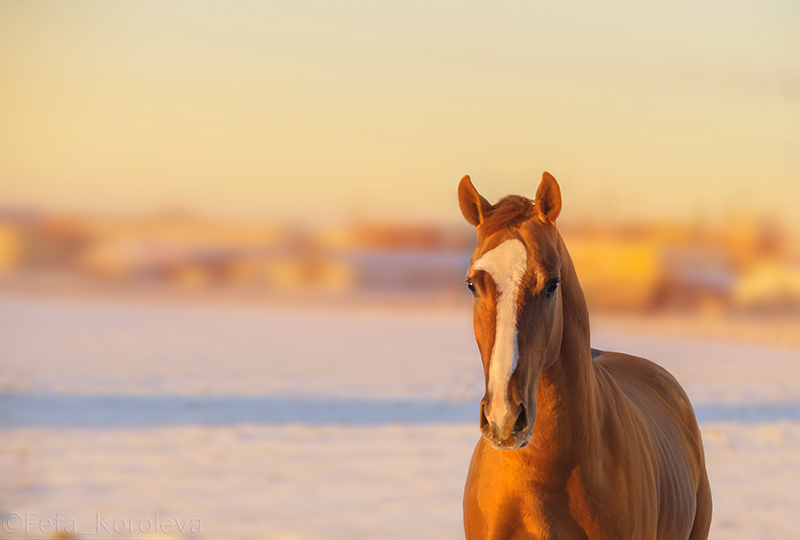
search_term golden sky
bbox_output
[1,1,798,228]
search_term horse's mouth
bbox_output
[481,426,533,450]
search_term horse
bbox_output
[458,172,712,540]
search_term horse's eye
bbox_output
[545,279,559,298]
[466,280,476,294]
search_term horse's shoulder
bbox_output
[591,350,706,536]
[593,350,703,458]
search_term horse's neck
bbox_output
[531,237,599,465]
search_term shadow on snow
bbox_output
[1,393,799,429]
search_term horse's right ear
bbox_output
[535,171,562,224]
[458,175,491,227]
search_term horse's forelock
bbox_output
[480,195,535,237]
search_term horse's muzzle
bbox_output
[480,401,533,450]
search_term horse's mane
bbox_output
[481,195,535,236]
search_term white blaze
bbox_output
[472,239,527,425]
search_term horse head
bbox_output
[459,172,567,450]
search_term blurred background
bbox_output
[1,1,798,539]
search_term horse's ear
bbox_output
[535,171,562,224]
[458,175,491,227]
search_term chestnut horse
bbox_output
[458,172,711,540]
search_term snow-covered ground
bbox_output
[1,297,799,539]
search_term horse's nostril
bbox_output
[513,404,527,433]
[479,402,489,431]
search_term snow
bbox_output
[1,296,799,539]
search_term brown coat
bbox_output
[459,173,712,540]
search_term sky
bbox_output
[0,0,798,228]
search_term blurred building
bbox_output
[0,223,21,275]
[342,223,472,293]
[0,209,90,273]
[564,220,795,314]
[2,207,798,314]
[733,262,800,312]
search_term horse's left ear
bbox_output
[535,171,562,224]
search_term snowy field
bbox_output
[1,296,799,540]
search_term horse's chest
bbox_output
[464,482,587,540]
[464,445,588,540]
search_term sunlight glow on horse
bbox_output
[459,172,712,540]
